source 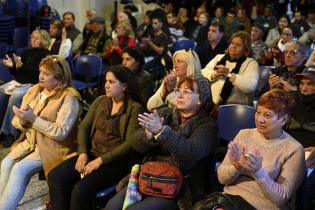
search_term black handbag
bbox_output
[191,192,257,210]
[191,192,238,210]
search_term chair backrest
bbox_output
[0,15,15,44]
[7,0,26,15]
[256,66,272,92]
[14,27,29,48]
[29,0,47,14]
[173,39,196,52]
[218,104,256,143]
[73,54,103,79]
[0,42,8,59]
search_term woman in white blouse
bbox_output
[202,31,259,105]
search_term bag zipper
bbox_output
[142,173,178,183]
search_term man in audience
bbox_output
[306,9,315,29]
[285,66,315,210]
[196,22,227,68]
[256,4,277,37]
[62,11,83,53]
[74,16,109,59]
[222,10,241,39]
[166,11,184,45]
[266,41,307,92]
[140,14,169,81]
[251,23,268,64]
[292,10,310,38]
[83,8,97,39]
[299,26,315,51]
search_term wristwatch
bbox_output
[227,73,232,78]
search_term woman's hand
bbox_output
[83,157,103,175]
[14,54,22,68]
[228,142,243,171]
[2,55,14,67]
[61,27,67,40]
[13,105,36,123]
[214,65,230,78]
[306,147,315,168]
[138,110,164,137]
[161,73,176,98]
[75,153,89,173]
[240,150,263,173]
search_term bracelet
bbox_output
[154,126,165,140]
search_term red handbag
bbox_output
[139,161,184,198]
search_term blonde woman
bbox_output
[105,20,136,65]
[0,29,51,145]
[147,49,202,111]
[0,55,81,210]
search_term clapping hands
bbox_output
[138,110,164,139]
[228,142,262,174]
[13,105,36,123]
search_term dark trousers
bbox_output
[298,169,315,210]
[104,186,178,210]
[48,155,132,210]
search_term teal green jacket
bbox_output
[77,95,144,163]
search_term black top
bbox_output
[196,38,228,68]
[66,25,81,42]
[10,48,50,84]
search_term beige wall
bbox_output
[47,0,116,33]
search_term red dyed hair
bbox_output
[257,89,295,118]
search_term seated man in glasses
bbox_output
[262,41,307,93]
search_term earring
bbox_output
[197,101,201,105]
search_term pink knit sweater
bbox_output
[217,128,305,210]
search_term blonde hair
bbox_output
[172,49,201,76]
[117,20,135,39]
[39,55,72,90]
[32,28,51,49]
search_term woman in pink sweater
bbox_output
[193,89,305,210]
[217,89,305,210]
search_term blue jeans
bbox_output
[0,92,25,137]
[0,155,42,210]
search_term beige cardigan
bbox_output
[10,84,81,176]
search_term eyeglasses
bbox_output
[174,88,195,97]
[284,50,299,56]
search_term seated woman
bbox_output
[285,66,315,210]
[276,26,296,52]
[105,74,218,210]
[193,89,305,210]
[202,31,259,105]
[0,55,81,210]
[104,20,136,65]
[265,15,290,47]
[147,49,201,111]
[122,46,155,105]
[0,28,51,146]
[49,19,72,58]
[47,65,144,210]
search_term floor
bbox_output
[0,147,49,210]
